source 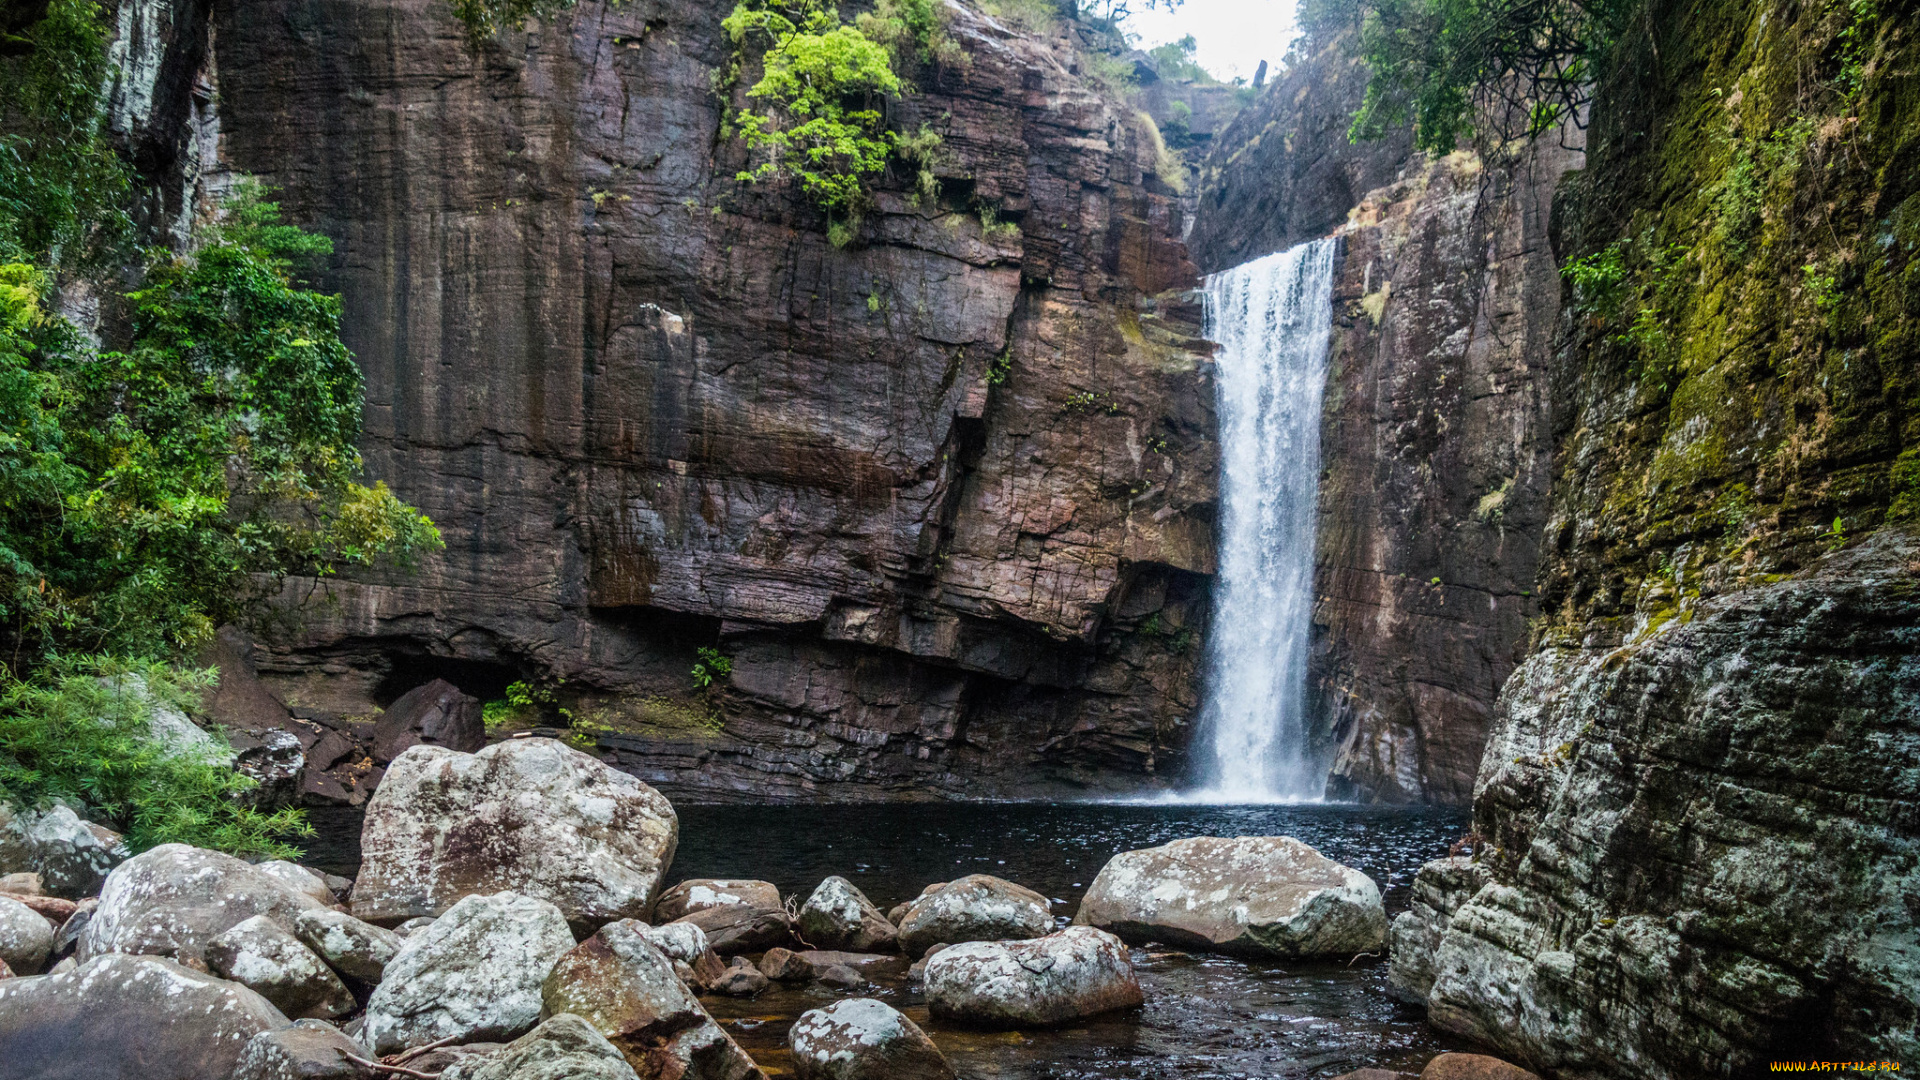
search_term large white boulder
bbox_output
[788,997,955,1080]
[289,907,402,985]
[78,844,327,965]
[0,953,291,1080]
[796,876,896,953]
[362,891,576,1054]
[540,919,762,1080]
[1073,836,1387,958]
[895,874,1053,957]
[924,926,1143,1028]
[352,738,678,930]
[206,914,355,1020]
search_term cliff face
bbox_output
[1190,30,1576,805]
[1391,0,1920,1072]
[201,0,1217,799]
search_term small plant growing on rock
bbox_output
[691,647,733,689]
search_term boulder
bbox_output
[440,1014,639,1080]
[0,803,129,898]
[0,895,54,974]
[788,997,955,1080]
[1421,1054,1542,1080]
[2,891,77,925]
[1387,857,1492,1005]
[0,953,291,1080]
[1332,1072,1408,1080]
[370,679,486,764]
[671,903,793,954]
[235,1022,375,1080]
[405,1043,507,1073]
[1,872,41,893]
[895,874,1053,956]
[653,879,782,922]
[235,730,308,811]
[290,908,402,985]
[815,963,864,989]
[924,926,1143,1028]
[207,914,356,1020]
[1074,836,1387,958]
[629,919,709,964]
[392,916,435,938]
[797,877,896,952]
[362,891,576,1054]
[885,883,942,926]
[710,955,769,996]
[256,862,341,909]
[759,946,807,981]
[540,920,761,1080]
[78,844,327,965]
[787,950,907,981]
[352,739,678,930]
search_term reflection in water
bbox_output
[673,802,1473,1079]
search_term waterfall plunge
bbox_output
[1192,238,1338,803]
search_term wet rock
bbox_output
[788,997,955,1080]
[816,963,865,989]
[79,844,326,964]
[235,730,308,811]
[1421,1055,1540,1080]
[235,1022,375,1080]
[370,679,485,764]
[362,891,575,1054]
[671,903,793,955]
[539,919,761,1080]
[0,803,129,899]
[1075,836,1386,958]
[439,1013,639,1080]
[0,896,53,975]
[653,879,781,922]
[759,946,806,981]
[290,908,402,985]
[207,914,356,1020]
[1331,1071,1408,1080]
[797,877,896,953]
[0,953,291,1080]
[352,739,678,930]
[710,955,769,996]
[895,874,1053,956]
[925,926,1143,1028]
[1386,857,1491,1005]
[795,951,907,980]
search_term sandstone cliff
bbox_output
[1190,24,1577,805]
[189,0,1217,799]
[1390,0,1920,1071]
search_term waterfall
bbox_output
[1192,237,1339,802]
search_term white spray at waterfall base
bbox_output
[1188,237,1339,803]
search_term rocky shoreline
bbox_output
[0,736,1539,1079]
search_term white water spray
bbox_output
[1190,237,1338,803]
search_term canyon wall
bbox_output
[197,0,1217,800]
[1190,24,1576,804]
[1391,0,1920,1072]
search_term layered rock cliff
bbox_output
[1390,0,1920,1072]
[1191,24,1577,804]
[192,0,1217,800]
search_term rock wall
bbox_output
[1190,23,1577,804]
[1391,0,1920,1072]
[200,0,1217,800]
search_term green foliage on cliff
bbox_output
[1,184,443,667]
[1538,0,1917,638]
[0,0,130,267]
[1349,0,1630,152]
[0,659,309,858]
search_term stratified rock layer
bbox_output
[1394,532,1920,1076]
[213,0,1216,801]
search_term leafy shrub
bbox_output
[691,647,733,689]
[0,658,310,858]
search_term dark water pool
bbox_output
[670,801,1475,1080]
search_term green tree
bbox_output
[1348,0,1630,153]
